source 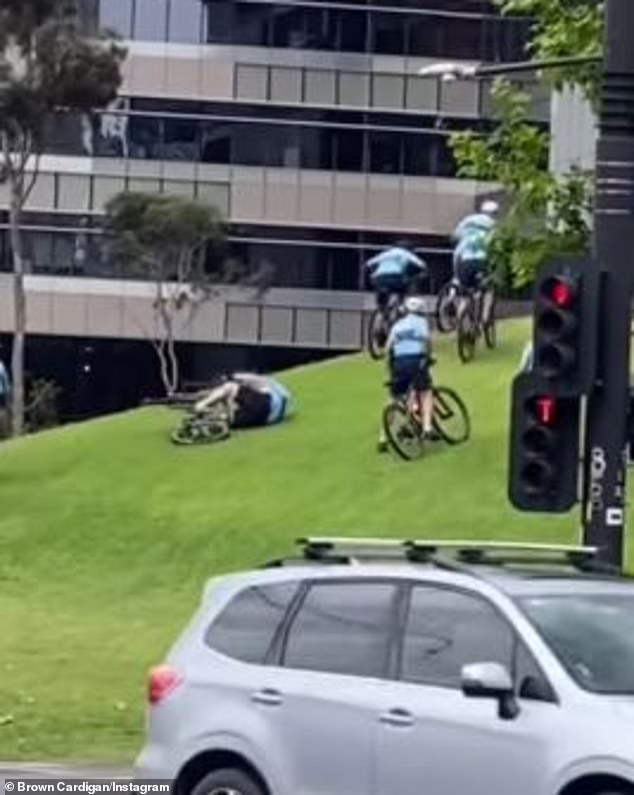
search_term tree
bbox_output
[497,0,602,104]
[0,0,125,436]
[450,79,593,288]
[104,192,225,396]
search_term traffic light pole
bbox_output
[581,0,634,568]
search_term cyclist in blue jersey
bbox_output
[452,200,498,290]
[194,373,295,429]
[366,244,428,313]
[378,295,434,452]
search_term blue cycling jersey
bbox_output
[265,378,292,424]
[387,313,430,358]
[366,247,427,279]
[453,213,496,243]
[455,230,488,264]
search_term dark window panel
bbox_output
[335,129,364,172]
[283,583,398,678]
[403,133,430,177]
[371,12,405,56]
[299,127,334,170]
[369,131,402,175]
[201,123,232,164]
[337,9,367,52]
[205,583,298,665]
[402,587,515,688]
[162,118,201,161]
[129,116,163,160]
[208,1,271,46]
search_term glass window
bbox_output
[208,1,271,46]
[369,131,401,175]
[371,12,405,56]
[163,118,200,161]
[520,595,634,694]
[205,582,298,665]
[338,9,367,52]
[403,133,430,176]
[134,0,168,41]
[299,126,334,170]
[335,129,364,171]
[129,116,163,160]
[99,0,133,37]
[402,586,514,688]
[201,122,232,164]
[168,0,202,43]
[283,582,398,678]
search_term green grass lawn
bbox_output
[0,319,609,762]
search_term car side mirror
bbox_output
[461,662,520,721]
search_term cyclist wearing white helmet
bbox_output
[378,295,435,452]
[452,199,499,290]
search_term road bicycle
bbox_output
[382,364,471,461]
[456,276,497,364]
[367,294,404,360]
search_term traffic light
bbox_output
[532,259,598,396]
[509,374,581,512]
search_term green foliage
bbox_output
[105,192,225,284]
[497,0,603,104]
[450,79,592,288]
[105,192,226,394]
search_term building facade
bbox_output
[0,0,542,416]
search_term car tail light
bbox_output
[148,665,183,705]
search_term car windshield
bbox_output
[520,593,634,694]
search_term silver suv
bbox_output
[136,539,634,795]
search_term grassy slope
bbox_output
[0,319,597,761]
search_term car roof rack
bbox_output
[294,536,604,573]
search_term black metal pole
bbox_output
[582,0,634,569]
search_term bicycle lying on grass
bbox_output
[382,362,471,461]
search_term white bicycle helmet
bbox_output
[405,296,427,315]
[480,199,500,216]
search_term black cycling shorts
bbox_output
[233,385,271,428]
[372,273,408,310]
[389,354,432,398]
[455,258,486,290]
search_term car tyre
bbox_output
[190,768,266,795]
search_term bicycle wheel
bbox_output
[383,401,424,461]
[482,288,497,349]
[171,415,231,446]
[368,309,389,360]
[432,386,471,446]
[457,300,477,364]
[435,282,458,334]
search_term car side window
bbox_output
[205,582,298,664]
[282,582,399,679]
[402,586,515,688]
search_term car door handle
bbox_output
[251,688,283,707]
[379,708,414,728]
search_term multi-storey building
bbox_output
[0,0,543,417]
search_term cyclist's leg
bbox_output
[414,358,434,436]
[379,355,407,448]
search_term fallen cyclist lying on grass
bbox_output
[170,372,296,445]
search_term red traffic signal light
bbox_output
[543,276,577,309]
[534,273,581,382]
[509,375,580,513]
